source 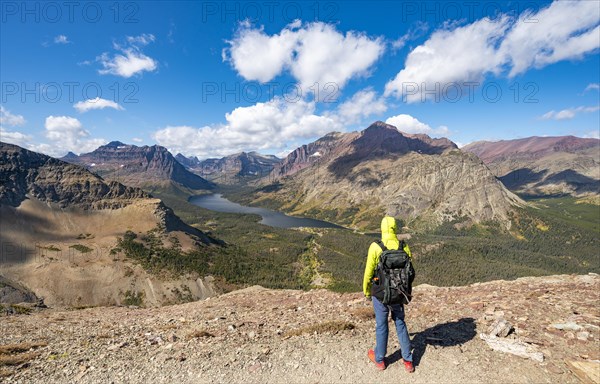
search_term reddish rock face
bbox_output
[61,141,214,191]
[464,136,599,164]
[463,136,600,196]
[272,122,458,179]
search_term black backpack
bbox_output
[371,240,415,305]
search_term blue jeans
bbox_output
[372,296,413,363]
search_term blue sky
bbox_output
[1,0,599,159]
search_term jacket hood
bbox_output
[381,216,398,243]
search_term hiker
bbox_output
[363,216,415,372]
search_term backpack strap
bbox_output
[375,240,387,251]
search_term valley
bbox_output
[2,125,599,308]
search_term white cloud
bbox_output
[540,105,600,120]
[385,16,510,102]
[126,33,155,46]
[385,114,449,137]
[226,25,298,83]
[0,106,26,127]
[500,1,600,77]
[54,35,70,44]
[585,83,600,92]
[225,21,385,92]
[584,130,600,139]
[38,116,106,156]
[73,97,124,113]
[132,137,143,143]
[0,127,32,147]
[97,34,158,78]
[335,89,387,125]
[153,97,340,158]
[386,1,600,102]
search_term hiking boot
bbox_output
[403,359,415,373]
[368,349,386,370]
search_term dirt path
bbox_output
[1,274,598,383]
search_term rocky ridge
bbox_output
[0,142,148,209]
[61,141,214,193]
[1,273,598,383]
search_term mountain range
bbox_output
[249,121,523,230]
[176,151,280,184]
[0,142,218,307]
[463,136,600,197]
[62,141,214,195]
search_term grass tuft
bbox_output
[187,330,215,339]
[350,307,375,320]
[284,320,355,337]
[0,342,47,355]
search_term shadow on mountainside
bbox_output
[388,317,477,367]
[327,123,452,180]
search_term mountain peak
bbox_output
[103,141,127,148]
[366,120,395,130]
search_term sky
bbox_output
[1,0,599,159]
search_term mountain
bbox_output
[463,136,600,197]
[194,151,281,184]
[175,153,201,169]
[2,274,598,383]
[251,121,523,230]
[0,142,218,307]
[61,141,214,194]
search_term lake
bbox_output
[189,194,343,229]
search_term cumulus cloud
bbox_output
[0,127,32,147]
[540,105,600,120]
[224,21,385,92]
[73,97,124,113]
[39,116,106,156]
[386,1,600,102]
[98,34,158,78]
[132,137,143,143]
[500,1,600,77]
[385,16,510,102]
[335,88,388,125]
[0,106,26,127]
[385,114,449,136]
[153,97,340,158]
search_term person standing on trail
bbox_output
[363,216,415,373]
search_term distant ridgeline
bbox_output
[463,136,600,197]
[61,141,214,195]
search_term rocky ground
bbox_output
[1,274,599,383]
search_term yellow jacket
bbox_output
[362,216,412,297]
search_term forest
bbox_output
[120,190,599,294]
